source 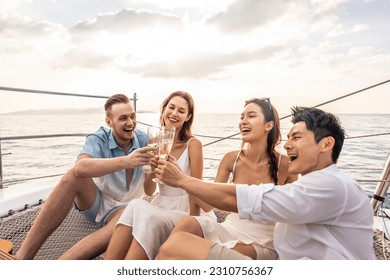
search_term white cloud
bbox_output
[0,0,28,15]
[352,23,369,32]
[348,46,375,56]
[206,0,293,33]
[0,0,389,115]
[327,24,346,37]
[71,9,182,34]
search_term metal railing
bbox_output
[0,87,138,187]
[1,81,390,188]
[1,132,389,187]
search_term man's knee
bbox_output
[62,169,96,211]
[60,168,95,195]
[59,168,81,187]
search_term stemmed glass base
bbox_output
[152,177,162,184]
[142,165,153,174]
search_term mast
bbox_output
[371,153,390,215]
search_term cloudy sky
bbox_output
[0,0,389,114]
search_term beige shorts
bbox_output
[207,242,277,260]
[207,244,252,260]
[252,241,278,260]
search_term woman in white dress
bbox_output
[104,91,214,260]
[156,97,298,260]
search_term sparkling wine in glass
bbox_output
[152,126,175,183]
[142,126,161,174]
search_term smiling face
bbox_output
[162,96,191,131]
[105,102,136,148]
[284,121,334,176]
[239,102,273,143]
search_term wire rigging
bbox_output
[0,80,389,187]
[203,79,390,147]
[0,86,110,99]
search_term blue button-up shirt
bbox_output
[80,126,147,202]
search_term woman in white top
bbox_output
[157,97,297,260]
[104,91,213,260]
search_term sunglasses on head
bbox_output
[257,97,272,113]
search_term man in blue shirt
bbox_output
[15,94,154,259]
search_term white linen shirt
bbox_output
[237,164,375,260]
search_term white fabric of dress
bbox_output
[117,141,215,259]
[193,150,278,260]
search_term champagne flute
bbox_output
[152,126,175,183]
[141,126,161,174]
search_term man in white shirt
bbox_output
[155,106,375,260]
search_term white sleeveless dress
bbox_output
[117,142,215,259]
[193,150,279,260]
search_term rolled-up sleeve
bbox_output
[237,183,274,222]
[80,135,104,158]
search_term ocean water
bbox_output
[1,112,390,207]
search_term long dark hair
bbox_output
[160,91,195,142]
[245,98,281,184]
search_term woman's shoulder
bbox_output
[186,136,202,149]
[221,150,241,162]
[216,150,241,175]
[186,137,203,155]
[187,136,202,145]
